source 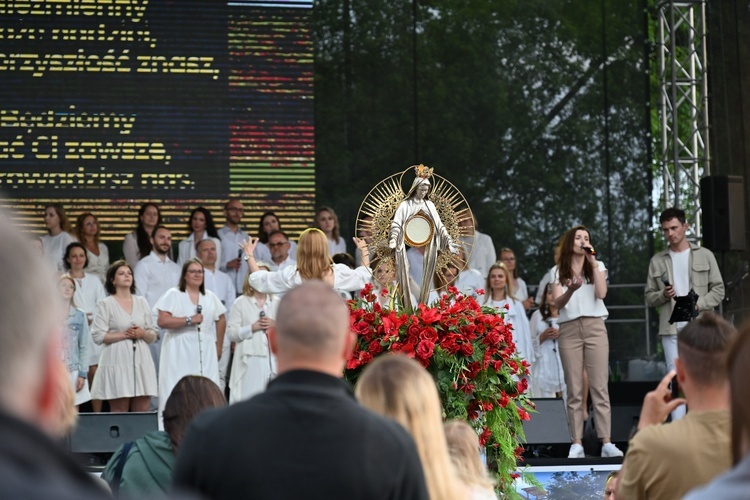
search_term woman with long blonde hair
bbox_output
[226,264,280,403]
[356,355,468,500]
[241,228,370,294]
[444,419,496,500]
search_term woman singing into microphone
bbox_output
[155,258,226,417]
[551,226,622,459]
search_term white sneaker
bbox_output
[568,443,585,458]
[601,442,624,457]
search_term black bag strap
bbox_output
[111,441,134,496]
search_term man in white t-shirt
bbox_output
[197,239,236,391]
[644,207,724,420]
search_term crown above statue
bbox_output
[414,164,433,179]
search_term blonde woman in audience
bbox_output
[356,354,468,500]
[444,419,496,500]
[42,203,75,272]
[226,264,280,403]
[314,206,347,256]
[75,212,110,283]
[58,275,91,409]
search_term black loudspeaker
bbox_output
[67,412,158,453]
[701,175,746,251]
[522,398,571,445]
[610,406,641,443]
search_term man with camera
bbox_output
[617,313,734,499]
[644,207,724,420]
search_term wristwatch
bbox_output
[186,316,192,326]
[243,253,251,261]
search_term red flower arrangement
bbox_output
[345,284,536,495]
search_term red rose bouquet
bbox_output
[345,284,535,495]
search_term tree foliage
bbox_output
[315,0,653,357]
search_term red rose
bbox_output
[407,323,422,339]
[499,391,510,408]
[363,312,376,323]
[416,340,435,359]
[517,407,531,421]
[419,327,438,343]
[479,427,492,447]
[380,287,389,297]
[368,340,383,355]
[359,283,374,298]
[439,334,461,355]
[460,342,473,356]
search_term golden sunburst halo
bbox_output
[356,166,475,288]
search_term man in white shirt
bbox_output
[267,230,296,272]
[197,239,236,390]
[218,198,249,296]
[644,207,724,420]
[134,225,181,378]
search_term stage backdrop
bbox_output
[0,0,315,241]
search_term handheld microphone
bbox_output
[661,273,670,287]
[581,244,596,256]
[259,310,266,332]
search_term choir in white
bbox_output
[48,199,561,415]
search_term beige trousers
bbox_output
[558,317,611,440]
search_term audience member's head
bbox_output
[604,470,619,500]
[162,376,226,451]
[444,419,495,495]
[0,216,64,429]
[727,322,750,463]
[677,312,736,391]
[356,354,465,500]
[268,281,352,376]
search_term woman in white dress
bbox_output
[315,206,347,256]
[155,258,227,415]
[529,284,566,398]
[123,203,162,267]
[90,261,158,412]
[178,206,222,266]
[58,275,92,408]
[42,203,75,273]
[227,264,279,403]
[75,212,110,283]
[63,241,107,411]
[242,228,370,295]
[484,262,534,370]
[499,247,534,311]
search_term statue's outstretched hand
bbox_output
[388,238,396,249]
[448,242,460,254]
